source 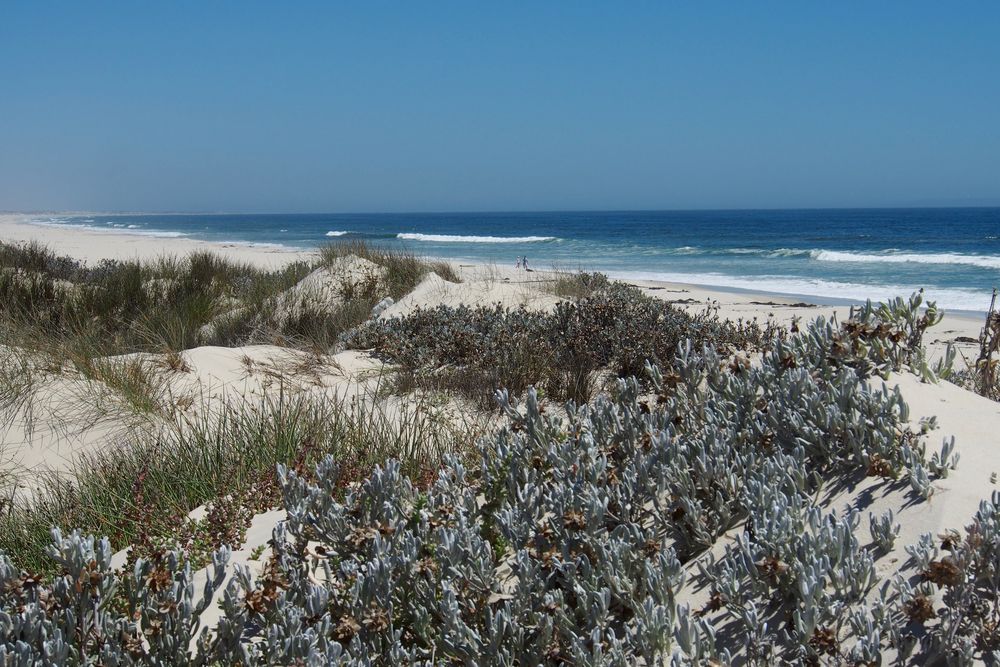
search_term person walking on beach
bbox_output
[515,257,522,269]
[522,255,529,271]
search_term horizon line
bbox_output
[6,203,1000,217]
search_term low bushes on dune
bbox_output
[319,239,460,297]
[345,284,957,414]
[0,243,311,355]
[0,294,992,664]
[343,280,785,406]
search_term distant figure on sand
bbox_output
[515,257,522,269]
[522,255,529,271]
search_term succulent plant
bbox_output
[869,509,901,553]
[929,436,960,478]
[0,290,982,664]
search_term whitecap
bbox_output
[397,233,556,243]
[766,248,813,258]
[812,250,1000,270]
[711,248,812,258]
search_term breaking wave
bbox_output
[812,250,1000,269]
[397,233,557,243]
[658,246,1000,268]
[28,217,189,238]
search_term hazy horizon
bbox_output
[9,204,1000,217]
[3,3,998,212]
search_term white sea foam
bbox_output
[123,229,188,238]
[722,247,813,258]
[325,230,350,237]
[668,246,1000,267]
[217,240,292,250]
[811,249,1000,269]
[28,217,189,238]
[102,226,188,238]
[669,246,1000,269]
[768,248,813,258]
[607,269,993,312]
[397,233,556,243]
[662,247,812,258]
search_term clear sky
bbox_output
[1,2,998,213]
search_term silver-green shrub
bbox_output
[0,528,229,665]
[870,509,901,553]
[0,291,974,664]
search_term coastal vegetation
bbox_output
[0,389,471,575]
[0,240,468,572]
[1,241,999,663]
[0,239,458,435]
[951,288,1000,400]
[0,239,455,358]
[343,280,784,407]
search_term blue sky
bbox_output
[1,2,998,212]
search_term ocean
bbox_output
[30,208,1000,313]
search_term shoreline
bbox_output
[1,213,987,336]
[0,213,310,268]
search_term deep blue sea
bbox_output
[30,208,1000,313]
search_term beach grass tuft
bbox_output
[0,239,453,359]
[0,386,476,573]
[320,239,460,296]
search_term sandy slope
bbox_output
[0,345,390,495]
